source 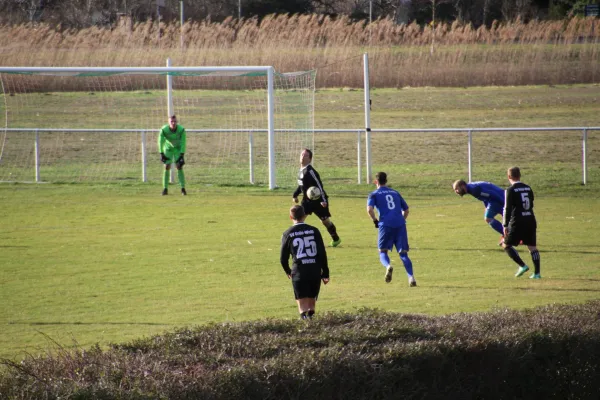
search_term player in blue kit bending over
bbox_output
[367,172,416,287]
[453,179,505,245]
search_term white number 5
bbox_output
[520,193,530,210]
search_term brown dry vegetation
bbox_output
[1,15,599,87]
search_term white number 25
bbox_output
[293,236,317,258]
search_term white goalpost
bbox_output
[0,64,316,189]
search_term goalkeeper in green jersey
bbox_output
[158,114,187,195]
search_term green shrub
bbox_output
[2,301,599,399]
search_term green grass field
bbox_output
[1,84,599,361]
[1,181,599,361]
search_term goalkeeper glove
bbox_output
[176,154,185,167]
[373,219,379,228]
[160,153,168,163]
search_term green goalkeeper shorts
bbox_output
[163,149,182,165]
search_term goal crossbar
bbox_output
[0,66,273,77]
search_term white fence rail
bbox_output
[1,127,598,186]
[368,127,600,185]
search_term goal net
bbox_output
[0,66,316,189]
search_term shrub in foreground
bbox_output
[1,301,599,399]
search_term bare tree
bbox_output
[0,0,553,27]
[4,0,47,22]
[453,0,473,23]
[451,0,501,26]
[390,0,411,24]
[311,0,342,14]
[481,0,490,25]
[501,0,533,21]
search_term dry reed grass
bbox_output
[0,15,599,88]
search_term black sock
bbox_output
[504,246,525,266]
[326,223,339,241]
[530,250,541,274]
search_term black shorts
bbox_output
[505,224,537,247]
[301,199,332,220]
[292,279,322,300]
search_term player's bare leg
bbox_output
[297,298,313,319]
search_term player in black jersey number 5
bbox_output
[280,205,330,320]
[292,148,341,247]
[502,167,542,279]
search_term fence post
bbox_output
[180,1,184,50]
[249,131,254,184]
[267,67,276,189]
[468,129,473,182]
[35,129,40,182]
[166,58,175,184]
[141,130,147,182]
[583,128,588,185]
[357,129,362,184]
[363,53,372,184]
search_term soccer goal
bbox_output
[0,64,316,189]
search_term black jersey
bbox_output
[280,222,329,281]
[503,181,537,229]
[293,164,327,202]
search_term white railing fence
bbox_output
[0,127,597,186]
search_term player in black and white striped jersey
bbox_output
[502,166,541,279]
[292,148,341,247]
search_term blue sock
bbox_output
[489,219,503,235]
[400,252,413,276]
[379,252,390,268]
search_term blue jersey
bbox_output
[466,181,504,208]
[367,187,408,228]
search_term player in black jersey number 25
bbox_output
[280,205,330,320]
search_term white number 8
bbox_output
[386,194,396,210]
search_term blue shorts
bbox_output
[378,225,409,253]
[484,203,503,219]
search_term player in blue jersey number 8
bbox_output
[367,172,417,287]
